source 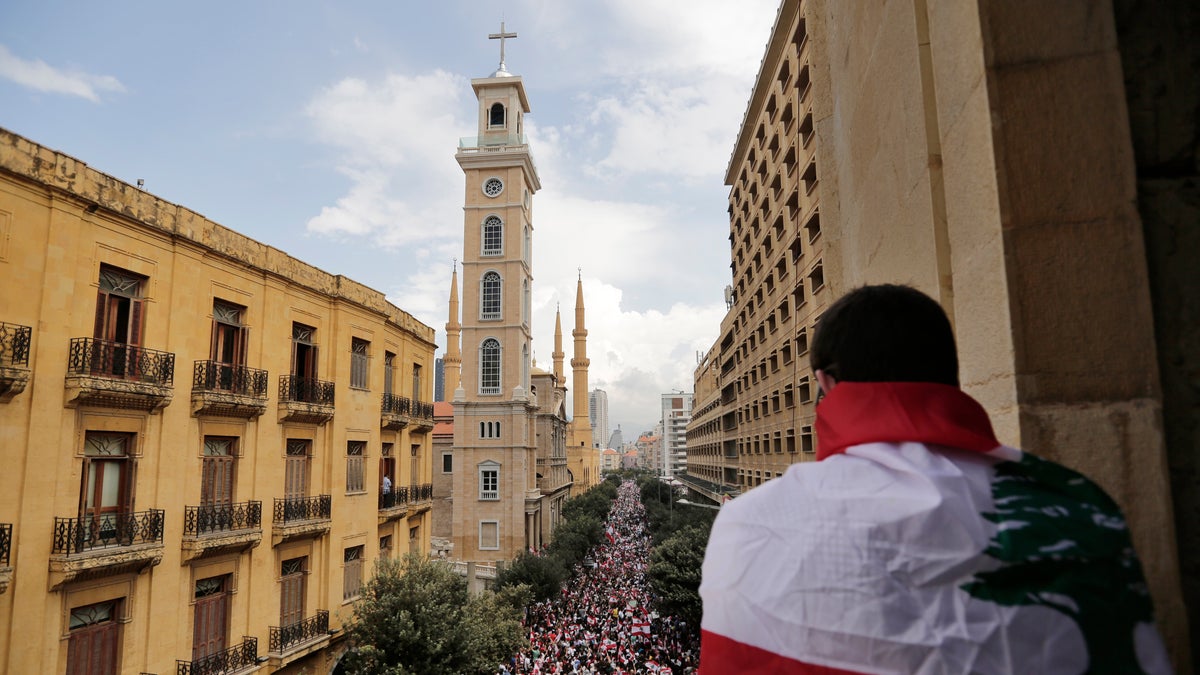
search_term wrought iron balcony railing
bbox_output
[409,483,433,501]
[413,401,434,420]
[67,338,175,385]
[278,375,334,405]
[378,485,409,510]
[269,610,329,654]
[52,510,165,555]
[176,636,257,675]
[381,393,411,415]
[272,496,331,524]
[0,523,10,566]
[192,361,268,398]
[0,322,31,367]
[183,501,262,536]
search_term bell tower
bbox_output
[450,23,543,564]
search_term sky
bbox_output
[0,0,780,436]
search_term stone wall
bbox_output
[1115,0,1200,655]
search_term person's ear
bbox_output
[815,369,837,395]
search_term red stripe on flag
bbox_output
[699,630,866,675]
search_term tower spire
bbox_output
[570,274,592,448]
[444,260,462,398]
[553,302,565,384]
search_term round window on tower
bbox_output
[483,178,504,198]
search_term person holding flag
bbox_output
[699,284,1172,674]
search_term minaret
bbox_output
[552,304,565,385]
[569,273,593,450]
[444,261,462,398]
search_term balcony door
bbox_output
[280,557,307,628]
[93,266,144,379]
[210,301,246,391]
[291,323,318,402]
[66,600,122,675]
[192,576,230,661]
[80,433,133,545]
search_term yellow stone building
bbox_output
[0,127,436,674]
[686,0,1196,668]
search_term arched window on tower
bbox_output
[481,271,501,320]
[480,338,501,395]
[489,103,506,128]
[522,279,529,324]
[482,216,503,256]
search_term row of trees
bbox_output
[638,472,718,632]
[337,478,622,674]
[494,476,620,600]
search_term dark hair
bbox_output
[809,284,959,386]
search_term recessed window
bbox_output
[479,421,502,439]
[346,441,366,493]
[480,339,501,394]
[479,520,500,550]
[489,102,506,128]
[350,338,369,389]
[481,272,501,319]
[343,545,364,600]
[482,216,503,255]
[441,453,453,474]
[479,462,500,500]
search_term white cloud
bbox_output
[304,70,469,248]
[0,45,125,102]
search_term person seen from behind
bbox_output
[698,284,1172,674]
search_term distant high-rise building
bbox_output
[434,357,445,401]
[661,393,693,478]
[608,424,624,451]
[589,389,609,448]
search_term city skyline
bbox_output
[0,0,779,433]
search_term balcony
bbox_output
[65,338,174,412]
[181,501,263,563]
[377,485,409,524]
[377,483,433,524]
[0,322,31,402]
[268,611,330,669]
[410,402,435,433]
[176,636,258,675]
[0,523,11,594]
[409,483,434,507]
[380,393,412,430]
[191,361,268,419]
[277,375,334,425]
[271,496,331,546]
[48,510,165,589]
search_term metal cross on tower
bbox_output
[489,21,518,71]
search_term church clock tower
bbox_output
[450,24,543,564]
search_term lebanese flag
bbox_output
[632,620,651,636]
[700,382,1172,675]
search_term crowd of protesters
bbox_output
[500,481,699,674]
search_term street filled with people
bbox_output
[501,481,699,674]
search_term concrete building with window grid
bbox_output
[589,388,609,450]
[660,393,693,479]
[0,127,436,674]
[683,0,1197,666]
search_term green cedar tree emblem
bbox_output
[961,453,1155,674]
